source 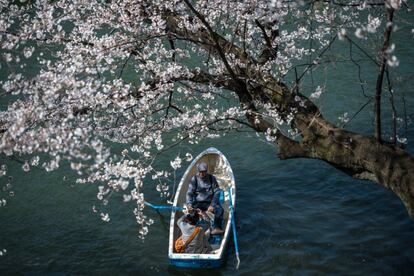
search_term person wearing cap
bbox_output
[186,162,224,235]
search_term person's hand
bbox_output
[207,205,214,213]
[196,208,203,215]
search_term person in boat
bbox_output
[186,162,224,235]
[177,210,212,254]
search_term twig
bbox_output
[374,6,394,144]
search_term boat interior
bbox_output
[172,153,233,254]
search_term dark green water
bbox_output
[1,131,414,275]
[2,11,414,276]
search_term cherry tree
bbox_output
[0,0,413,237]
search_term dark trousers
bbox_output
[193,202,224,229]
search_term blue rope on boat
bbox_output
[144,201,184,211]
[228,187,240,269]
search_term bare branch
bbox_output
[375,6,395,144]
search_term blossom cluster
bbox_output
[0,0,409,237]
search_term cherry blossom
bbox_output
[0,0,413,237]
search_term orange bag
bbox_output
[175,227,201,253]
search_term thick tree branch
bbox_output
[276,131,309,160]
[255,19,278,64]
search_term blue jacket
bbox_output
[186,173,220,207]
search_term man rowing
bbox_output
[186,162,224,235]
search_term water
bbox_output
[2,9,414,276]
[1,132,414,275]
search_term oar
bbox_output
[144,201,184,211]
[228,187,240,269]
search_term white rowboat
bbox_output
[168,147,236,268]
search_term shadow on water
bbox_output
[390,257,414,276]
[167,266,223,276]
[154,209,170,232]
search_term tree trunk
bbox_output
[259,78,414,219]
[277,113,414,218]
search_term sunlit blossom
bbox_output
[0,0,410,239]
[100,213,110,222]
[387,55,400,67]
[339,112,350,124]
[170,156,182,170]
[22,161,30,172]
[310,86,323,100]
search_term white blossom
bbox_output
[366,16,381,33]
[0,199,6,207]
[123,194,132,202]
[0,0,410,240]
[23,47,35,58]
[310,86,323,100]
[100,213,110,222]
[170,156,182,170]
[0,165,6,177]
[355,28,365,39]
[397,136,407,144]
[185,153,193,162]
[30,156,40,166]
[387,55,399,67]
[388,0,402,9]
[338,28,346,40]
[339,112,350,124]
[22,161,30,172]
[386,44,395,54]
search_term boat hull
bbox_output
[168,147,236,269]
[169,257,225,269]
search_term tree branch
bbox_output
[375,6,394,144]
[255,19,278,64]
